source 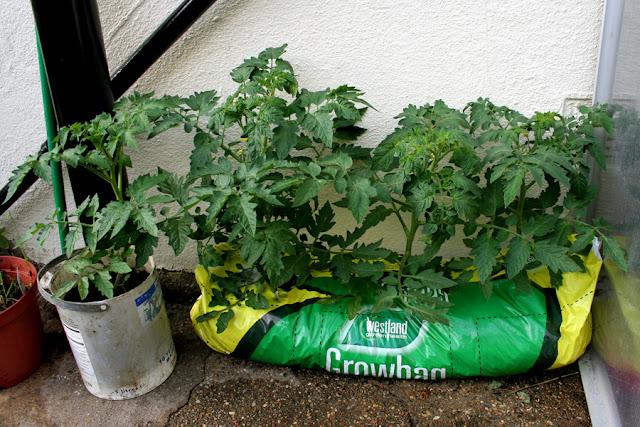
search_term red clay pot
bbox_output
[0,256,43,388]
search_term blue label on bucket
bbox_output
[136,282,157,306]
[136,280,164,325]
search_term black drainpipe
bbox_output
[31,0,116,208]
[1,0,217,215]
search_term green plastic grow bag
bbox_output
[191,245,601,379]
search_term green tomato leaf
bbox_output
[162,215,194,256]
[409,182,435,215]
[93,201,124,241]
[272,121,300,159]
[371,286,398,313]
[126,173,170,200]
[587,143,607,171]
[479,180,504,217]
[230,194,258,235]
[309,202,336,237]
[293,178,328,207]
[134,233,158,268]
[410,269,457,290]
[569,230,595,254]
[346,176,377,223]
[532,240,582,273]
[503,168,525,207]
[216,310,235,334]
[521,215,558,237]
[602,235,628,272]
[78,276,90,300]
[347,260,386,278]
[405,303,450,326]
[470,232,501,284]
[94,270,114,299]
[351,240,391,260]
[51,279,79,300]
[133,206,158,237]
[511,270,532,294]
[246,290,270,310]
[109,259,132,274]
[60,146,86,168]
[318,152,353,171]
[346,296,362,320]
[505,237,531,279]
[330,253,352,283]
[110,202,134,239]
[300,111,334,147]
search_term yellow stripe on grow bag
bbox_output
[190,265,327,355]
[526,244,602,369]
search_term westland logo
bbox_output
[365,318,408,340]
[340,310,421,348]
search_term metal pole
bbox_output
[593,0,625,105]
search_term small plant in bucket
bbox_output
[6,93,177,301]
[5,93,179,399]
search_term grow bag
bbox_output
[190,245,602,379]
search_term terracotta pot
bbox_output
[0,256,43,388]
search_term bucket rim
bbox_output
[37,250,156,313]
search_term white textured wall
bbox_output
[0,0,604,269]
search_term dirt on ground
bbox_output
[167,356,589,426]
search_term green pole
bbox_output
[36,31,68,253]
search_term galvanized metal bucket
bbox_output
[37,252,176,400]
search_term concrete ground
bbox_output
[1,271,592,426]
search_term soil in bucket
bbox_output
[61,269,149,302]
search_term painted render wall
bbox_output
[0,0,604,270]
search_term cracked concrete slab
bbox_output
[0,271,209,427]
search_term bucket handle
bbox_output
[37,252,110,313]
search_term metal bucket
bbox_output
[37,253,176,400]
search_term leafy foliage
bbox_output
[150,48,623,331]
[8,93,174,299]
[10,45,625,323]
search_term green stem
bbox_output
[396,216,419,290]
[300,241,343,256]
[372,174,410,234]
[516,180,527,234]
[389,199,409,236]
[79,163,113,186]
[50,219,95,228]
[476,222,529,241]
[194,124,242,163]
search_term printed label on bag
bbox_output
[61,322,99,389]
[135,280,164,325]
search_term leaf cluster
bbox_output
[7,93,175,300]
[7,46,626,323]
[151,49,624,331]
